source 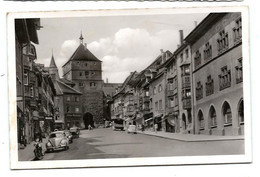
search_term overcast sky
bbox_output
[35,13,208,83]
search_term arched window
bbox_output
[209,106,217,128]
[198,110,204,130]
[238,99,244,124]
[222,101,232,125]
[182,114,187,130]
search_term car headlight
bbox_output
[60,140,67,145]
[46,142,52,147]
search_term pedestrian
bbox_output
[88,124,92,130]
[154,123,158,134]
[141,124,145,132]
[38,130,42,142]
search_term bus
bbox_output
[112,118,124,131]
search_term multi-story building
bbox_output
[15,18,42,145]
[175,30,193,134]
[62,33,104,127]
[186,13,243,136]
[49,54,83,130]
[164,55,179,133]
[133,50,172,131]
[103,82,122,121]
[35,63,56,136]
[111,72,138,128]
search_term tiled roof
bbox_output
[63,44,101,67]
[59,78,75,87]
[53,79,82,95]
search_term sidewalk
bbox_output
[18,138,48,161]
[137,130,244,142]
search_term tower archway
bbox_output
[83,112,94,129]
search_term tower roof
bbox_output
[62,43,101,67]
[49,53,58,68]
[62,33,102,67]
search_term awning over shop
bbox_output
[144,117,153,122]
[166,114,176,126]
[154,114,163,118]
[32,111,40,120]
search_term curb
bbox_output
[137,131,244,142]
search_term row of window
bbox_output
[78,82,96,88]
[79,71,96,78]
[180,48,190,63]
[198,100,243,130]
[66,105,80,113]
[194,17,242,69]
[153,84,163,95]
[155,100,163,111]
[66,96,80,102]
[76,61,97,67]
[196,59,243,100]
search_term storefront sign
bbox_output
[45,116,53,120]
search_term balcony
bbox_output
[182,97,191,109]
[167,89,177,97]
[29,72,36,83]
[143,96,150,103]
[168,106,179,114]
[142,107,150,115]
[182,82,191,88]
[29,100,37,108]
[24,85,32,97]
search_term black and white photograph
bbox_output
[7,7,251,169]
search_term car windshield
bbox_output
[49,133,64,138]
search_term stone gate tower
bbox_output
[62,33,104,128]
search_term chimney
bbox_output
[84,43,87,49]
[194,21,198,27]
[106,78,108,83]
[179,30,184,45]
[160,49,165,62]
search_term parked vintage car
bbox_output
[69,127,80,138]
[45,131,69,152]
[127,125,137,134]
[64,130,73,144]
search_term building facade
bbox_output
[15,18,46,146]
[186,13,243,136]
[62,34,104,127]
[48,54,83,130]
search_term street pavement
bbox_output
[18,128,245,161]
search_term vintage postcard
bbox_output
[7,6,251,169]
